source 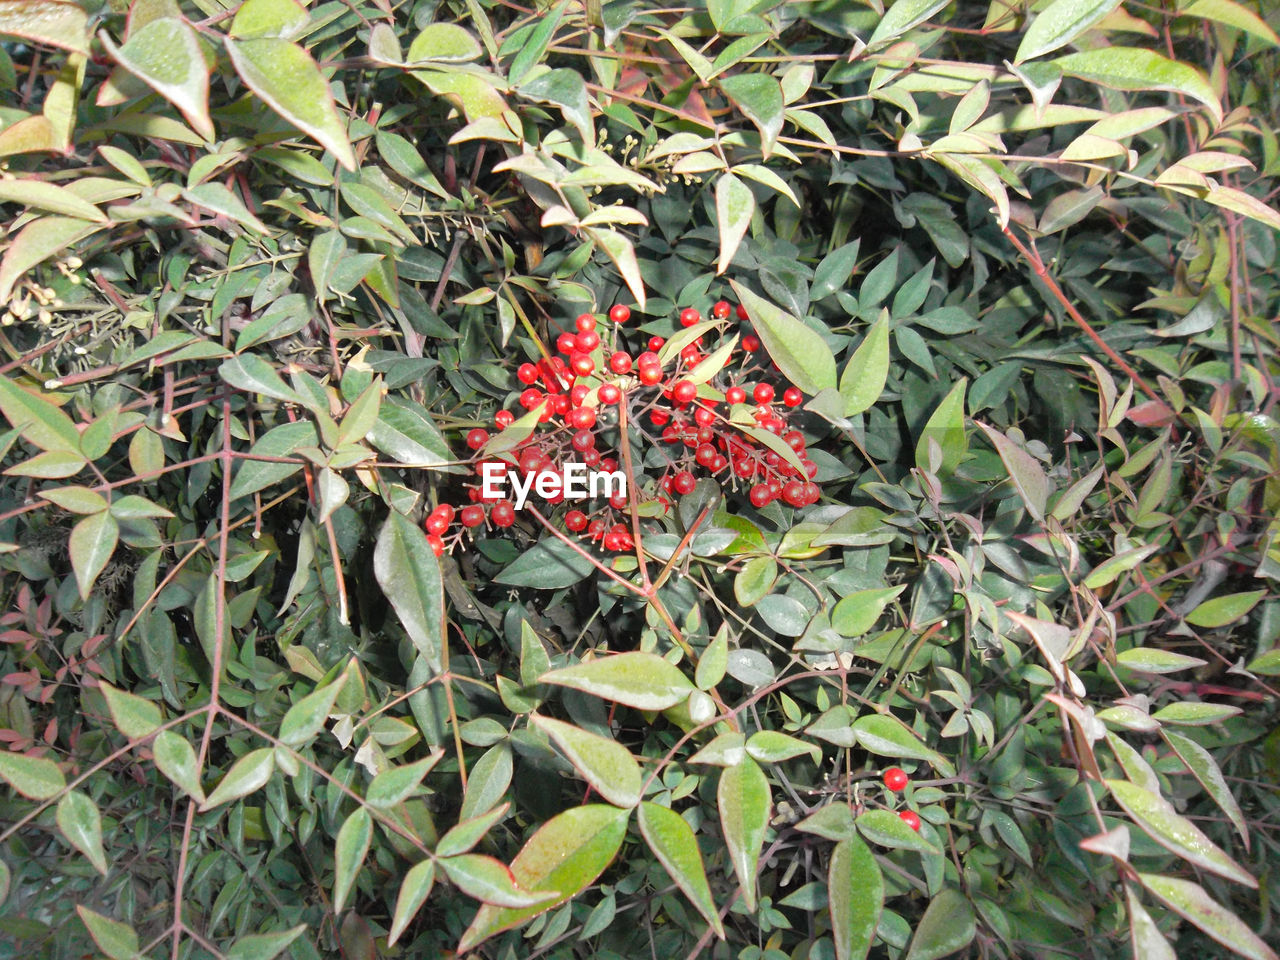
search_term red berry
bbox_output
[575,313,596,334]
[588,518,606,540]
[495,409,514,428]
[556,332,576,355]
[426,533,445,556]
[650,409,669,427]
[460,505,485,527]
[802,482,820,505]
[694,406,714,427]
[749,483,772,508]
[571,429,595,452]
[672,380,696,404]
[581,448,601,467]
[598,382,622,404]
[636,351,660,367]
[712,300,731,320]
[519,388,543,410]
[679,307,701,327]
[783,387,803,407]
[782,481,806,506]
[569,407,596,429]
[576,330,600,351]
[898,810,921,831]
[609,491,628,510]
[432,503,455,526]
[491,501,516,527]
[784,430,806,452]
[517,363,539,384]
[883,768,909,792]
[553,394,570,416]
[609,351,632,374]
[673,471,697,495]
[465,428,489,450]
[565,509,588,532]
[609,304,631,324]
[570,384,589,407]
[726,385,747,405]
[648,336,665,352]
[742,334,760,352]
[736,303,749,321]
[753,383,775,404]
[637,364,662,386]
[570,352,595,376]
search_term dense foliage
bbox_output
[0,1,1278,958]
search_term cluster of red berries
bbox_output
[882,767,920,830]
[419,298,823,557]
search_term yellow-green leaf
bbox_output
[0,749,65,800]
[1053,48,1222,124]
[56,790,106,874]
[153,730,205,803]
[718,756,770,911]
[0,1,88,54]
[730,281,836,394]
[69,510,118,600]
[638,802,724,938]
[388,860,435,945]
[715,172,754,274]
[99,18,213,140]
[333,807,372,914]
[829,834,882,960]
[200,747,274,810]
[540,652,694,711]
[1138,874,1278,960]
[99,681,162,739]
[532,715,642,808]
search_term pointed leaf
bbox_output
[638,802,724,938]
[719,73,783,155]
[856,809,943,854]
[99,681,162,739]
[1139,874,1278,960]
[100,18,213,140]
[539,652,694,711]
[374,511,445,672]
[225,925,307,960]
[913,378,968,477]
[1015,0,1121,63]
[441,854,558,907]
[829,834,882,960]
[1163,730,1248,849]
[366,750,444,808]
[75,906,139,960]
[219,354,305,405]
[408,22,482,62]
[333,807,372,914]
[1126,883,1176,960]
[589,227,646,309]
[230,0,309,40]
[730,281,837,394]
[200,747,274,810]
[840,313,890,416]
[906,889,976,960]
[224,37,356,170]
[153,730,205,803]
[1185,589,1265,628]
[458,804,629,952]
[0,216,102,305]
[0,178,105,221]
[718,756,770,911]
[976,422,1050,520]
[853,714,955,776]
[715,172,754,274]
[279,667,350,747]
[1053,48,1222,124]
[56,790,106,874]
[70,510,118,600]
[388,860,435,946]
[532,715,642,808]
[0,1,88,54]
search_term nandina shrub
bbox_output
[0,2,1277,960]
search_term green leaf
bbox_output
[229,0,309,40]
[333,806,372,914]
[976,422,1049,519]
[829,835,882,960]
[539,652,695,710]
[437,803,511,857]
[56,790,106,874]
[495,535,596,588]
[733,554,775,606]
[0,377,78,455]
[1163,730,1248,848]
[458,804,629,952]
[1182,0,1279,46]
[229,421,315,499]
[0,216,102,307]
[367,397,451,466]
[868,0,950,49]
[225,925,307,960]
[374,510,446,673]
[1126,883,1177,960]
[718,756,770,911]
[0,1,88,54]
[460,743,512,820]
[1083,543,1162,589]
[1204,185,1280,233]
[508,2,566,83]
[1053,48,1222,124]
[407,22,482,62]
[366,750,444,808]
[200,747,274,810]
[719,73,784,157]
[99,681,162,739]
[730,281,836,394]
[75,906,139,960]
[219,354,304,405]
[1115,647,1208,674]
[1108,779,1255,887]
[0,178,105,221]
[856,810,942,854]
[831,585,906,637]
[638,802,724,938]
[100,18,213,140]
[854,714,955,777]
[1151,701,1241,726]
[913,378,968,477]
[696,628,729,690]
[153,730,205,803]
[715,172,754,274]
[1138,873,1278,960]
[840,312,890,416]
[70,510,118,600]
[185,182,268,233]
[224,37,356,171]
[441,854,557,907]
[279,667,350,747]
[532,715,642,808]
[389,860,435,946]
[1185,589,1265,628]
[745,730,820,764]
[1015,0,1121,63]
[812,239,861,300]
[518,69,592,142]
[906,889,977,960]
[588,227,647,309]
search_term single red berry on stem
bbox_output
[609,303,631,324]
[679,307,701,327]
[465,428,489,450]
[672,380,696,404]
[637,364,662,386]
[673,470,696,495]
[576,330,600,352]
[517,363,539,385]
[742,334,760,352]
[736,303,749,321]
[648,335,665,352]
[425,533,445,556]
[753,383,775,404]
[598,382,622,404]
[783,387,803,407]
[749,483,772,508]
[883,767,909,792]
[491,501,516,527]
[565,509,588,531]
[575,313,596,334]
[712,300,731,320]
[494,409,514,428]
[726,385,747,405]
[609,351,632,374]
[898,810,921,831]
[570,353,595,376]
[460,504,485,527]
[556,332,576,355]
